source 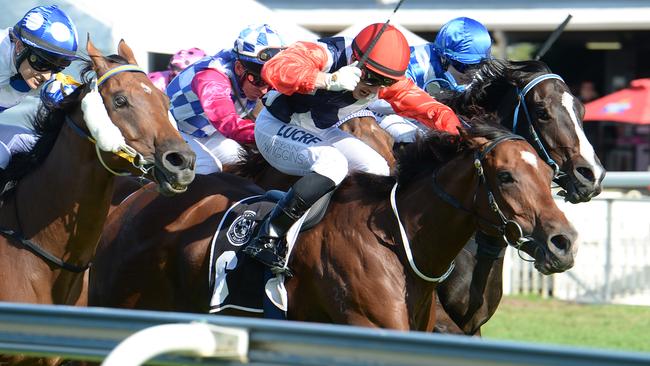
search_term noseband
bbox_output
[430,135,535,258]
[512,73,566,180]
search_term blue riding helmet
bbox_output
[433,17,491,65]
[13,5,79,69]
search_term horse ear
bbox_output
[117,39,138,65]
[86,34,110,72]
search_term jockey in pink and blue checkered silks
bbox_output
[166,24,286,174]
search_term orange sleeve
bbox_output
[378,79,461,135]
[261,41,329,95]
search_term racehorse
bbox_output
[432,58,605,335]
[89,118,577,331]
[0,38,195,310]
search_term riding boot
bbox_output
[243,172,336,274]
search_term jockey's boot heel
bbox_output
[244,172,336,275]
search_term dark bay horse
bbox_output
[89,120,576,331]
[0,38,195,309]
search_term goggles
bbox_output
[27,48,70,73]
[244,71,267,87]
[360,67,398,87]
[256,47,285,62]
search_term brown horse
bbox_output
[89,120,576,331]
[0,38,194,312]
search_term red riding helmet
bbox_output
[352,23,410,80]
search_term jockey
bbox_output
[243,23,461,273]
[166,24,285,174]
[0,5,78,169]
[370,16,492,143]
[147,47,206,92]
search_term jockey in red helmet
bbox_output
[243,23,461,274]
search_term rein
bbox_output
[0,63,150,273]
[512,73,565,179]
[430,135,535,259]
[390,183,455,283]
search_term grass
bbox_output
[481,295,650,353]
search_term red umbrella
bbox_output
[584,78,650,124]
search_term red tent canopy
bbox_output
[584,79,650,124]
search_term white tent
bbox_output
[70,0,319,70]
[334,23,428,47]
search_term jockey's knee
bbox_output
[311,148,348,185]
[359,157,390,176]
[0,142,10,169]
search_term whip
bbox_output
[535,14,572,60]
[358,0,407,69]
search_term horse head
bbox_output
[514,68,605,203]
[455,59,605,204]
[85,37,195,195]
[459,123,579,274]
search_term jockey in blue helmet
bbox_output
[408,17,491,93]
[368,17,491,143]
[0,5,79,169]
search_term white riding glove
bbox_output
[324,61,362,92]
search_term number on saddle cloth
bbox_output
[208,189,334,317]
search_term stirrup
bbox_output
[243,239,292,276]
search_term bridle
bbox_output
[66,64,155,177]
[0,64,155,272]
[430,134,536,261]
[511,73,567,181]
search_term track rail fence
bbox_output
[0,302,649,366]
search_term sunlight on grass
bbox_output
[481,295,650,353]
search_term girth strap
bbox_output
[0,227,89,272]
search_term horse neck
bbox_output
[395,155,479,284]
[16,111,114,278]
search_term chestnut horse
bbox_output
[222,59,600,335]
[89,120,576,331]
[0,38,194,311]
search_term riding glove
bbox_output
[324,62,361,92]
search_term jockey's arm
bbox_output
[261,41,331,95]
[191,69,255,144]
[379,78,461,135]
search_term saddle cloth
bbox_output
[208,192,307,315]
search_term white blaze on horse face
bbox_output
[520,151,539,169]
[561,92,605,180]
[141,82,152,94]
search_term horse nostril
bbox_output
[163,151,187,169]
[576,166,595,183]
[550,234,571,252]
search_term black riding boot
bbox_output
[243,172,336,274]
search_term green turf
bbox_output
[481,295,650,353]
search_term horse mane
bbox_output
[344,115,518,198]
[439,59,553,116]
[0,55,129,196]
[222,145,267,179]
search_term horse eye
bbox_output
[113,95,128,108]
[497,171,515,184]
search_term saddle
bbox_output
[208,190,332,316]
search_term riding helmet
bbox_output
[352,23,411,80]
[13,5,78,67]
[433,17,491,65]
